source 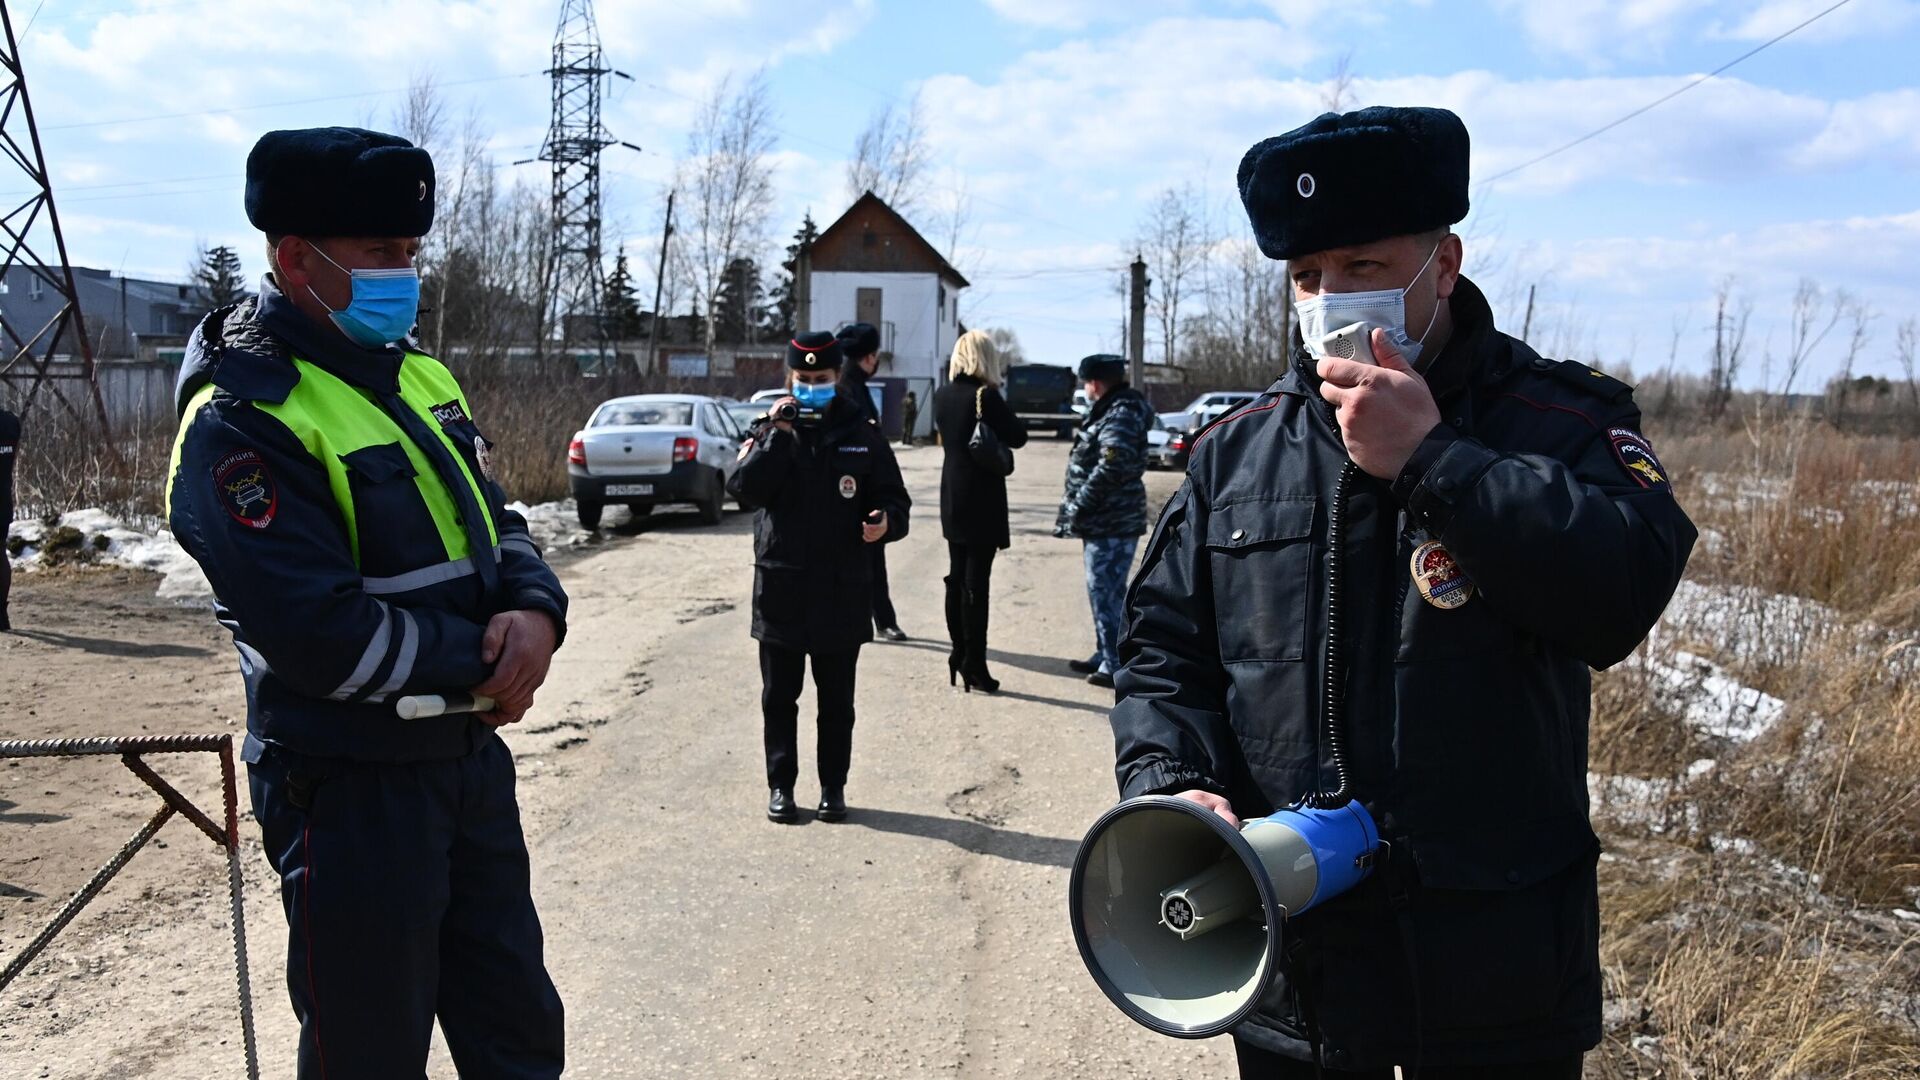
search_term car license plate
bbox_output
[604,483,653,496]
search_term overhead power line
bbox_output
[1484,0,1856,185]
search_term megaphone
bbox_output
[1068,794,1379,1038]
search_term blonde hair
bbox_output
[948,330,1000,386]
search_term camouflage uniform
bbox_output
[1054,384,1151,674]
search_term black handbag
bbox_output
[968,385,1015,478]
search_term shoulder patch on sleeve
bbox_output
[1608,428,1669,489]
[1537,358,1632,404]
[213,448,278,528]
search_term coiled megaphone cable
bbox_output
[1305,460,1357,810]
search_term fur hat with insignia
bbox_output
[246,127,436,238]
[786,330,844,371]
[835,321,881,359]
[1237,106,1469,261]
[1077,353,1128,382]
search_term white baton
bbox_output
[394,693,497,720]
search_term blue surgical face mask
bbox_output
[306,243,421,349]
[793,380,837,412]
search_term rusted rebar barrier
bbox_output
[0,734,260,1080]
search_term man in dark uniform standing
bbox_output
[0,404,17,631]
[1111,107,1696,1077]
[168,128,567,1077]
[836,320,909,641]
[1054,353,1151,689]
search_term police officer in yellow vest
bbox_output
[168,128,567,1077]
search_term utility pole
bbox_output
[0,0,111,442]
[1521,283,1536,342]
[533,0,637,373]
[1128,254,1148,389]
[794,236,812,337]
[644,189,673,375]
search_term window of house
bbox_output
[28,276,42,301]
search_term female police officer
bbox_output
[729,331,910,823]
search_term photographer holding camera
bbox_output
[729,331,911,824]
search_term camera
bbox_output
[770,400,799,423]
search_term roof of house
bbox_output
[810,191,969,288]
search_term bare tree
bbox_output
[985,327,1025,367]
[846,92,929,217]
[676,71,779,353]
[1185,238,1292,387]
[1824,298,1874,428]
[1778,277,1845,401]
[1320,50,1357,113]
[1894,317,1918,432]
[1135,184,1211,367]
[1706,277,1752,423]
[391,72,449,153]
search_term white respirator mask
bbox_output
[1295,239,1443,365]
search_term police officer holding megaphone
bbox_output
[1070,107,1696,1078]
[730,332,911,824]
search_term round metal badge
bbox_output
[1410,539,1474,610]
[473,434,496,483]
[839,475,858,499]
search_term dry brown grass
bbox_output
[1589,415,1920,1076]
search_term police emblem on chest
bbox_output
[212,448,276,529]
[473,435,496,483]
[839,474,858,499]
[1410,539,1473,610]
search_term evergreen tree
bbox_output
[713,255,768,344]
[769,213,818,338]
[603,249,643,339]
[191,243,248,312]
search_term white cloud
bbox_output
[981,0,1201,31]
[1486,0,1717,63]
[1712,0,1920,42]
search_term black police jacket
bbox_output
[1111,277,1696,1068]
[729,391,910,654]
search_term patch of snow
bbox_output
[1653,649,1787,743]
[8,509,212,603]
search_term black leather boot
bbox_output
[767,787,798,823]
[943,573,966,675]
[816,786,847,823]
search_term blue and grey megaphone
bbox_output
[1068,794,1380,1037]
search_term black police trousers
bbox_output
[1234,1040,1583,1079]
[759,641,859,790]
[249,732,564,1079]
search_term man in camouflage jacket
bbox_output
[1054,353,1152,688]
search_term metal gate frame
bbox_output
[0,734,259,1079]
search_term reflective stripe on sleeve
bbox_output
[361,547,502,595]
[327,603,394,701]
[367,608,420,702]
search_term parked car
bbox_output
[748,387,787,404]
[1161,427,1193,471]
[1003,363,1080,437]
[1145,414,1174,469]
[722,399,767,433]
[567,394,746,529]
[1161,391,1262,435]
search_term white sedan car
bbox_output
[566,394,747,529]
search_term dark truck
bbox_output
[1003,363,1080,438]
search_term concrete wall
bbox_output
[807,270,959,437]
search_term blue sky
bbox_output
[17,0,1920,387]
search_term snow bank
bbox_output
[8,509,212,602]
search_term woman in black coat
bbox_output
[729,331,911,824]
[932,329,1028,692]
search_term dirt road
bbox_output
[2,438,1228,1078]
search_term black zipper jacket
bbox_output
[1110,277,1696,1068]
[729,391,910,653]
